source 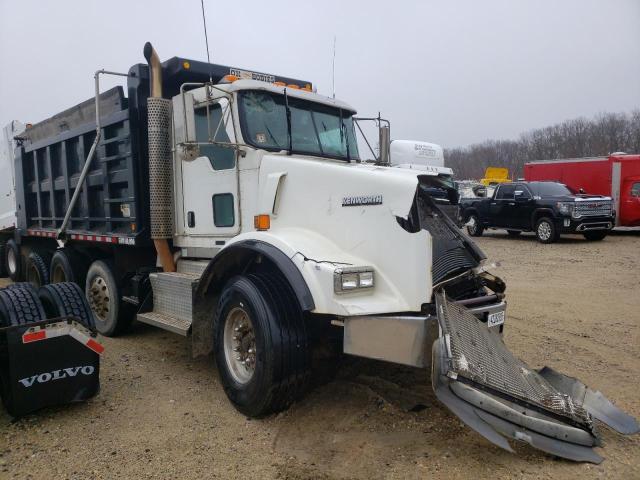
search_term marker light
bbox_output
[221,74,239,83]
[182,61,191,69]
[254,214,271,231]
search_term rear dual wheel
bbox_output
[85,260,132,336]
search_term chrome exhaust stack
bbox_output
[144,42,176,272]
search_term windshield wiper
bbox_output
[284,88,292,155]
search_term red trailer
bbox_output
[524,154,640,227]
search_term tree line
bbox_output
[444,110,640,180]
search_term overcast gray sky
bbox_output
[1,0,639,148]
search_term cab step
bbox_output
[136,272,198,335]
[136,311,191,336]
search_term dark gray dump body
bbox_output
[14,87,144,238]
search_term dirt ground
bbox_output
[1,231,639,479]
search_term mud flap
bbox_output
[431,291,638,463]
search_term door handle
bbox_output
[508,202,515,206]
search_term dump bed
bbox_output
[14,86,146,243]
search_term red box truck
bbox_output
[524,154,640,226]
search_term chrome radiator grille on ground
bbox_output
[574,201,612,217]
[436,291,592,427]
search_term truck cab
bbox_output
[459,181,615,243]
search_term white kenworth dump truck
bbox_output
[4,43,637,462]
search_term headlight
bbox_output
[556,202,574,216]
[334,267,375,293]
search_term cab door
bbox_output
[179,98,240,238]
[511,184,535,229]
[489,184,514,227]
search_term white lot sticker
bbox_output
[487,311,505,328]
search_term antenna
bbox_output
[200,0,213,83]
[332,36,336,99]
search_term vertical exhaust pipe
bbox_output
[144,42,176,272]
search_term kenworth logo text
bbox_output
[18,366,95,388]
[342,195,383,207]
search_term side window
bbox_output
[631,182,640,197]
[212,194,235,227]
[497,184,515,200]
[194,102,236,170]
[515,184,531,198]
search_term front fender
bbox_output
[225,226,430,316]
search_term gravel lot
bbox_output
[1,231,639,479]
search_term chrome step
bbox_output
[136,311,191,336]
[139,272,199,335]
[177,259,209,277]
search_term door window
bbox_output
[194,102,236,170]
[496,184,515,200]
[631,182,640,197]
[212,193,235,227]
[514,184,532,199]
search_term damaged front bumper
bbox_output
[341,291,638,462]
[432,291,639,463]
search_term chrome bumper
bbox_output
[342,299,506,368]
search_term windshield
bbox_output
[238,90,359,161]
[529,182,572,196]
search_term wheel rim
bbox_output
[223,306,256,385]
[26,264,40,288]
[7,249,16,274]
[468,216,477,234]
[52,264,67,283]
[538,222,552,241]
[88,276,110,322]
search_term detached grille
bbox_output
[574,201,612,217]
[435,292,593,428]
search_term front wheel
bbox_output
[583,231,608,241]
[466,214,484,237]
[535,217,558,244]
[214,273,310,417]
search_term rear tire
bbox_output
[535,217,558,244]
[25,251,52,288]
[5,239,22,282]
[466,214,484,237]
[0,242,6,277]
[39,282,95,328]
[507,230,521,237]
[214,273,310,417]
[50,249,88,286]
[583,231,607,241]
[85,260,128,336]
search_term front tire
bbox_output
[214,273,310,417]
[583,231,607,241]
[466,214,484,237]
[535,217,558,244]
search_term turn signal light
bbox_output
[254,214,270,231]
